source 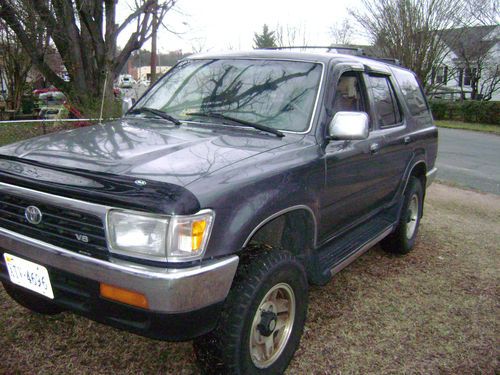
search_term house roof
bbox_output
[439,25,499,60]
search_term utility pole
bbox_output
[150,0,158,84]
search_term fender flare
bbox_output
[241,204,318,249]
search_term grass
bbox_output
[0,183,499,374]
[0,121,92,147]
[0,123,42,146]
[435,120,500,134]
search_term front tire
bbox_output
[382,176,424,254]
[2,282,64,315]
[194,249,308,374]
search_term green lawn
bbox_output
[0,122,83,147]
[434,120,500,134]
[0,123,42,146]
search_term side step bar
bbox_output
[308,213,395,285]
[329,226,393,276]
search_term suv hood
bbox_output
[0,119,296,187]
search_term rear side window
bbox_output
[393,69,429,116]
[367,75,402,128]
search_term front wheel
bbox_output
[194,249,308,374]
[382,176,424,254]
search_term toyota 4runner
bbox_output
[0,50,437,374]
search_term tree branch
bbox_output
[0,0,67,90]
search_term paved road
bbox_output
[436,128,500,195]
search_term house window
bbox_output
[463,68,476,86]
[435,66,448,84]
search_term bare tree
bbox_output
[464,0,500,26]
[329,19,354,45]
[479,64,500,100]
[350,0,465,90]
[0,0,178,116]
[0,21,31,110]
[275,23,309,48]
[190,37,207,54]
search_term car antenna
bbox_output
[99,71,108,125]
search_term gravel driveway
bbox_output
[1,183,498,374]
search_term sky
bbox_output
[117,0,368,54]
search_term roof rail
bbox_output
[259,45,364,54]
[364,57,401,66]
[258,45,402,66]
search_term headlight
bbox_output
[106,209,214,262]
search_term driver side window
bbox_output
[332,73,366,114]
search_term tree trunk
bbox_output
[0,0,176,117]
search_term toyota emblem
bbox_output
[25,205,43,225]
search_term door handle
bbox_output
[404,136,412,145]
[370,143,380,154]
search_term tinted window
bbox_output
[393,69,428,116]
[368,75,402,127]
[136,59,323,132]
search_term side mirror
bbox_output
[328,111,369,140]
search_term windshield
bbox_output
[134,59,323,132]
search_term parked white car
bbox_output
[119,74,134,88]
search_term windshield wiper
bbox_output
[128,107,182,125]
[187,111,284,138]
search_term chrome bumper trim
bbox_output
[426,167,438,187]
[0,227,238,313]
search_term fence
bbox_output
[0,119,102,147]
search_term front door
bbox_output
[319,71,388,242]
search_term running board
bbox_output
[308,213,395,285]
[329,226,393,276]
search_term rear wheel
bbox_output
[2,282,63,315]
[194,249,308,374]
[382,176,423,254]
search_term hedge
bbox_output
[429,100,500,125]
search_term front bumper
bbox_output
[0,228,239,337]
[0,227,238,313]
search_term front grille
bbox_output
[0,191,108,260]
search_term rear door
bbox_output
[364,73,413,206]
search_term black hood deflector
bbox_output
[0,154,200,215]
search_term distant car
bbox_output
[38,91,66,106]
[33,87,60,97]
[38,105,69,120]
[119,74,134,88]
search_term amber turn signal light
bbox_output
[100,283,149,309]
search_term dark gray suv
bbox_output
[0,50,437,374]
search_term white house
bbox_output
[429,25,500,101]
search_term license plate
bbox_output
[3,253,54,299]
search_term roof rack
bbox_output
[258,45,402,66]
[260,45,364,54]
[365,57,401,66]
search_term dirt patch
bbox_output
[1,183,498,374]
